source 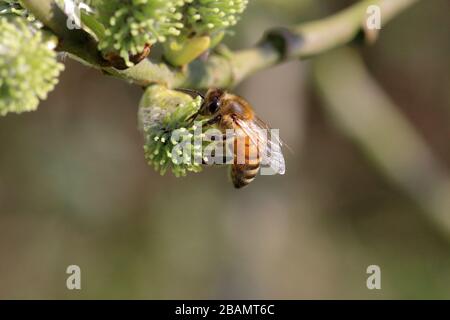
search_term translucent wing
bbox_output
[234,117,286,175]
[253,116,290,151]
[250,120,286,175]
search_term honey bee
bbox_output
[192,88,286,188]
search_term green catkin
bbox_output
[139,85,210,177]
[163,0,249,66]
[85,0,249,67]
[183,0,249,35]
[92,0,185,66]
[0,16,64,116]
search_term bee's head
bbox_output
[199,88,225,116]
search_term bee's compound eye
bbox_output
[208,101,220,114]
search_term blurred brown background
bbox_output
[0,0,449,299]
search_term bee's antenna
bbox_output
[176,88,205,124]
[176,88,205,99]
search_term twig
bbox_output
[313,47,450,240]
[22,0,419,89]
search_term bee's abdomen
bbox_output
[231,163,260,188]
[231,136,260,189]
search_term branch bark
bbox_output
[23,0,419,89]
[313,47,450,240]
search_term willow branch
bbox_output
[23,0,419,89]
[313,47,450,240]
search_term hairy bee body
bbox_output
[198,89,285,188]
[219,114,261,188]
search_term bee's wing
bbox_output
[251,120,286,175]
[253,116,293,151]
[234,117,286,175]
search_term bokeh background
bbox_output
[1,0,450,299]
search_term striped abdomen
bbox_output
[231,134,261,189]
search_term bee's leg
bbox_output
[202,133,233,166]
[187,112,199,125]
[205,115,222,126]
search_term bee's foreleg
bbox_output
[205,115,222,126]
[187,112,199,125]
